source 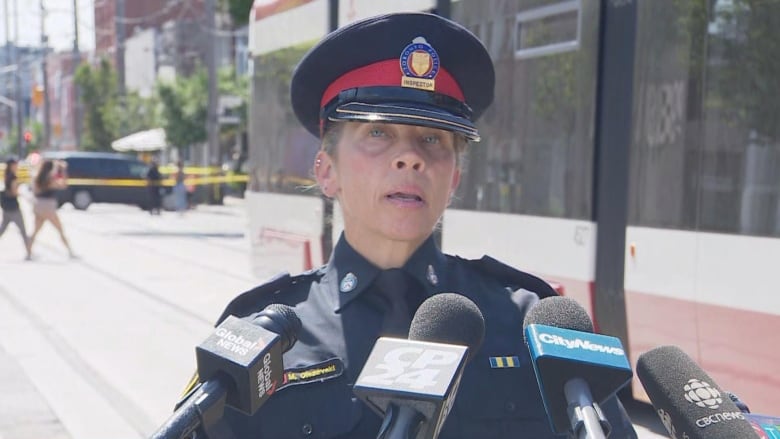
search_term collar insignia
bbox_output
[400,36,439,91]
[426,264,439,286]
[340,272,358,293]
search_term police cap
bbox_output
[291,12,495,142]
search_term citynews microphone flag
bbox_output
[525,324,633,433]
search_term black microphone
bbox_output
[523,296,632,439]
[353,293,485,439]
[150,304,302,439]
[636,345,760,439]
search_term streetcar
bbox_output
[244,0,780,413]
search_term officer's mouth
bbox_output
[386,191,425,206]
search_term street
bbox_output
[0,197,668,439]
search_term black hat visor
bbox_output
[330,102,480,142]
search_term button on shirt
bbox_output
[202,233,636,438]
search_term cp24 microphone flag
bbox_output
[353,292,485,439]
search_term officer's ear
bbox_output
[448,168,461,206]
[315,150,338,198]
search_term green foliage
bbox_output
[74,59,159,151]
[120,91,160,137]
[156,67,209,152]
[75,59,120,151]
[156,65,251,154]
[219,0,254,26]
[714,0,780,143]
[218,66,250,141]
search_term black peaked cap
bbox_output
[290,12,495,141]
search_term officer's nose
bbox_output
[393,141,424,172]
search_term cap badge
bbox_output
[340,272,358,293]
[400,37,439,92]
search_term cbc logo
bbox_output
[683,378,722,409]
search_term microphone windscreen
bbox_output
[408,293,485,359]
[251,303,302,353]
[522,296,594,334]
[637,345,759,439]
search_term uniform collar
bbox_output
[326,233,447,312]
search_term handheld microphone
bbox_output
[150,304,302,439]
[636,345,760,439]
[353,293,485,439]
[523,296,632,438]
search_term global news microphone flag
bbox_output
[151,304,301,439]
[523,297,632,435]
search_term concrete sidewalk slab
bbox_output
[0,344,70,439]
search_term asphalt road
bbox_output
[0,197,669,439]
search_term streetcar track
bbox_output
[0,283,157,437]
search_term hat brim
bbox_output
[330,102,480,142]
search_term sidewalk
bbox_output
[0,342,70,439]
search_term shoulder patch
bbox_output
[463,255,558,299]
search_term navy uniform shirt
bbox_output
[185,233,637,438]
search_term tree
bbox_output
[157,67,209,156]
[75,59,120,151]
[219,0,254,27]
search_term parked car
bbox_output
[41,151,167,211]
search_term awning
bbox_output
[111,128,167,152]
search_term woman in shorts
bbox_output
[29,159,75,257]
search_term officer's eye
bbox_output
[422,134,441,145]
[369,127,388,138]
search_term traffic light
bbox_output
[23,131,32,144]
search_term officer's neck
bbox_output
[343,231,425,269]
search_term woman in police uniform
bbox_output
[183,12,637,438]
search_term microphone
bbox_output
[150,304,302,439]
[523,296,632,439]
[636,345,760,439]
[353,293,485,439]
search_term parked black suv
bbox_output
[42,151,157,210]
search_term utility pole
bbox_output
[115,0,125,135]
[3,0,12,145]
[72,0,81,148]
[13,0,23,158]
[41,0,51,150]
[205,0,219,167]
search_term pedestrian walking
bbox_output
[172,161,188,214]
[0,157,33,260]
[146,159,163,215]
[171,12,637,438]
[29,159,75,258]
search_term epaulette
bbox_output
[215,267,324,325]
[464,255,558,299]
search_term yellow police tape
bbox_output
[2,163,248,188]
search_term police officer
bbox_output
[179,12,637,438]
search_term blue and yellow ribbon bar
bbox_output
[489,356,520,368]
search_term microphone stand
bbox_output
[376,403,425,439]
[564,378,610,439]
